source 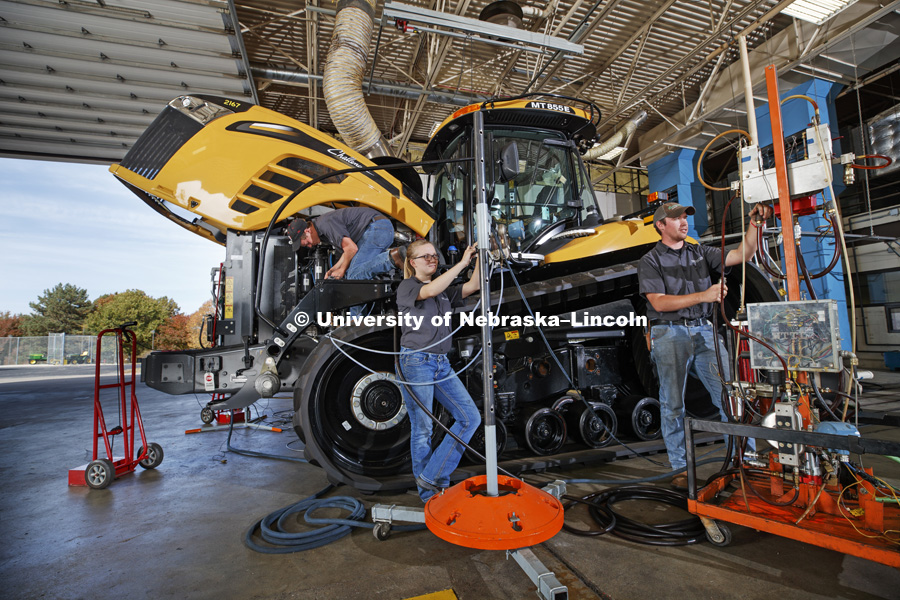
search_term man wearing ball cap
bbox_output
[638,200,771,489]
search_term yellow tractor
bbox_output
[110,94,778,491]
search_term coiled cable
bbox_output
[563,485,706,546]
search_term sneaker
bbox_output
[415,475,442,494]
[671,474,688,490]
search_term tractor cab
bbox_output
[422,97,602,262]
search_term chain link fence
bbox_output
[0,335,126,366]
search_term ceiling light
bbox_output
[782,0,858,26]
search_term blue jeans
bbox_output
[398,349,481,501]
[346,219,395,317]
[346,219,395,280]
[650,322,730,471]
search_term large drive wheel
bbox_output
[297,332,448,480]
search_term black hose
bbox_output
[796,249,818,299]
[810,377,842,421]
[563,485,706,545]
[225,410,308,463]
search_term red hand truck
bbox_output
[68,322,163,489]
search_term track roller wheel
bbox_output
[518,406,566,456]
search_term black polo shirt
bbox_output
[638,241,728,321]
[313,206,383,248]
[396,278,464,354]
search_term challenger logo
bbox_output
[327,148,364,169]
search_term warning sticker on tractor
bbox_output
[505,330,520,340]
[225,277,234,319]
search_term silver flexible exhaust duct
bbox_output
[584,110,648,161]
[323,0,393,158]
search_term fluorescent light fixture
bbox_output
[597,146,627,160]
[782,0,858,26]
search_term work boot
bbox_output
[671,473,688,490]
[389,246,406,270]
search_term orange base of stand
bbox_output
[424,475,564,550]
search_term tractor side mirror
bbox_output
[498,142,519,183]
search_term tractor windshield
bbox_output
[431,126,601,258]
[488,128,598,252]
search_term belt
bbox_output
[650,317,710,327]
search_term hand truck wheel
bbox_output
[85,459,115,489]
[138,443,164,469]
[200,406,215,425]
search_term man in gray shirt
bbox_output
[287,206,403,280]
[638,201,771,488]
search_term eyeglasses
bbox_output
[412,253,439,262]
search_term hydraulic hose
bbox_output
[796,249,817,300]
[563,485,706,545]
[716,194,789,373]
[244,485,425,554]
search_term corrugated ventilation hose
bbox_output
[323,0,393,158]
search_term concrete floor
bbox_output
[1,365,899,600]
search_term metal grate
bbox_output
[119,107,203,180]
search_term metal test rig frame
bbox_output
[685,64,900,567]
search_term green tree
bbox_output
[22,283,91,335]
[85,290,180,354]
[0,312,24,337]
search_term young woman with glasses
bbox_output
[396,239,481,502]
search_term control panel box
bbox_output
[746,300,841,372]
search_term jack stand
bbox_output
[370,481,569,600]
[185,415,282,435]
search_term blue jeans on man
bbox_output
[346,219,395,280]
[650,321,730,471]
[346,219,395,316]
[398,349,481,502]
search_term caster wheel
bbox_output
[200,406,215,425]
[138,443,164,469]
[705,521,732,547]
[85,459,114,489]
[373,522,391,541]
